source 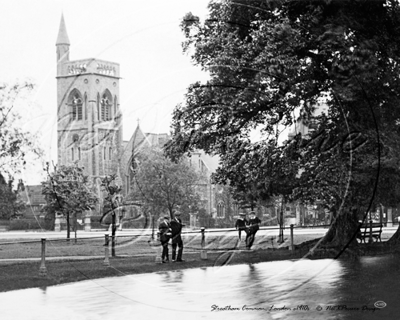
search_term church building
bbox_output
[53,14,240,229]
[56,13,123,201]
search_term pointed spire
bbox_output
[56,13,70,45]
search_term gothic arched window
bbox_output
[217,201,225,218]
[101,90,112,121]
[68,89,83,121]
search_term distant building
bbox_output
[286,100,330,225]
[18,185,46,219]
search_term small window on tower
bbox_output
[77,101,82,120]
[68,90,83,121]
[78,147,81,160]
[72,104,77,120]
[71,95,82,120]
[101,92,112,121]
[109,147,112,160]
[103,147,106,160]
[72,147,74,161]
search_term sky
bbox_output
[1,0,211,185]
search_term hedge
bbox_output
[8,218,54,231]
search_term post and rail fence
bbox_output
[0,223,388,276]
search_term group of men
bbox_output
[158,211,185,263]
[235,211,261,250]
[158,210,262,263]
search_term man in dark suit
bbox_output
[170,211,185,262]
[158,216,172,263]
[246,211,261,249]
[235,212,248,241]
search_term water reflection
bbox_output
[1,256,398,320]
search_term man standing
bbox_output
[158,216,172,263]
[246,211,261,250]
[170,211,185,262]
[234,213,248,241]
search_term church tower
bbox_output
[56,14,123,211]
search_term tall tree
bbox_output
[131,146,203,220]
[0,81,42,221]
[0,175,25,220]
[42,163,98,240]
[166,0,400,247]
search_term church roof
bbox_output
[56,13,70,45]
[131,125,149,153]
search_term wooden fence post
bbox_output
[289,224,294,251]
[104,233,110,267]
[200,227,207,260]
[39,238,47,276]
[155,232,162,264]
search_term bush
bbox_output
[89,220,108,230]
[0,219,9,231]
[120,217,148,229]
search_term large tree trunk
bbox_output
[321,208,360,247]
[387,224,400,244]
[111,212,116,257]
[74,212,77,243]
[278,198,284,243]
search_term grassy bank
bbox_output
[1,241,399,293]
[0,247,320,293]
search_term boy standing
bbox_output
[235,213,248,241]
[158,216,172,263]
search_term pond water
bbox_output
[1,255,399,320]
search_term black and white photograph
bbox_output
[1,0,400,319]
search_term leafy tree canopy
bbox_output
[0,81,43,177]
[166,0,400,245]
[42,163,98,238]
[132,146,204,218]
[0,175,25,220]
